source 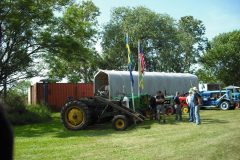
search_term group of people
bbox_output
[151,86,202,125]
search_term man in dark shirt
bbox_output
[192,87,201,125]
[174,91,182,121]
[149,96,157,119]
[155,91,166,123]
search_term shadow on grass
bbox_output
[14,112,230,138]
[14,115,117,138]
[14,115,64,138]
[127,116,190,131]
[202,118,229,124]
[14,115,170,138]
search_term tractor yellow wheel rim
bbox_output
[115,119,125,129]
[65,107,84,127]
[182,107,189,114]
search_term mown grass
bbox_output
[14,110,240,160]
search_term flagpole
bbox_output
[138,40,140,97]
[131,82,135,112]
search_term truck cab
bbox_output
[223,86,240,108]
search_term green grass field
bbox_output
[14,110,240,160]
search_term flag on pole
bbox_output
[126,33,135,111]
[126,34,131,64]
[139,43,145,89]
[126,33,134,86]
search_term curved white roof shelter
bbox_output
[94,70,198,99]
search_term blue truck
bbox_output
[200,86,240,110]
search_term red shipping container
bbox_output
[29,83,94,111]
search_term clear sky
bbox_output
[92,0,240,40]
[31,0,240,83]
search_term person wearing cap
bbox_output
[192,87,202,125]
[187,88,195,122]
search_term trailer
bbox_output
[94,70,198,99]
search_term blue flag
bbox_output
[126,33,134,86]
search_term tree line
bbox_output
[1,0,239,97]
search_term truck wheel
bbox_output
[112,115,128,131]
[219,101,230,110]
[182,106,189,113]
[166,106,174,115]
[61,101,90,130]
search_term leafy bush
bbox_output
[5,88,26,110]
[7,104,51,125]
[5,91,51,125]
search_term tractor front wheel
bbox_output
[61,101,90,130]
[112,115,128,131]
[182,106,189,114]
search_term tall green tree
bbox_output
[42,1,100,82]
[176,16,207,73]
[199,30,240,86]
[100,7,207,73]
[0,0,100,98]
[0,0,71,97]
[9,80,31,96]
[100,6,177,72]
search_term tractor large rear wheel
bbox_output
[166,106,175,115]
[61,101,90,130]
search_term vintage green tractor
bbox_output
[61,95,146,131]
